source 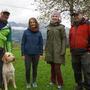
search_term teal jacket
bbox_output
[0,24,12,52]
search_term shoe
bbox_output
[58,85,62,90]
[32,82,37,88]
[49,82,54,86]
[49,82,56,86]
[26,83,31,88]
[74,85,83,90]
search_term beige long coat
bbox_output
[45,23,66,64]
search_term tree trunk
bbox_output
[69,0,74,24]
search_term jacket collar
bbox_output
[0,20,7,29]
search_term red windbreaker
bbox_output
[69,22,90,50]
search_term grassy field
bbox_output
[8,48,75,90]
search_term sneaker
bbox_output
[49,82,54,86]
[49,82,56,86]
[26,83,31,89]
[32,82,37,88]
[58,85,62,90]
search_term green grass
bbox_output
[8,48,75,90]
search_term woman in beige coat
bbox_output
[45,10,66,89]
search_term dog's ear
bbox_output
[1,52,5,61]
[2,55,7,63]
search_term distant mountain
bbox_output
[12,29,24,43]
[10,22,70,46]
[9,22,27,27]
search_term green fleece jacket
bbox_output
[0,24,12,52]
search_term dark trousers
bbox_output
[50,63,63,85]
[0,60,3,88]
[0,48,4,88]
[24,55,39,84]
[0,48,5,88]
[71,53,90,90]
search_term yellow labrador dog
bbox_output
[2,52,16,90]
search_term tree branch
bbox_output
[64,0,71,5]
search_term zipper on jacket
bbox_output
[74,27,78,48]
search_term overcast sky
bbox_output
[0,0,40,23]
[0,0,70,27]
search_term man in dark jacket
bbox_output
[69,11,90,90]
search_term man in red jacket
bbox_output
[69,11,90,90]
